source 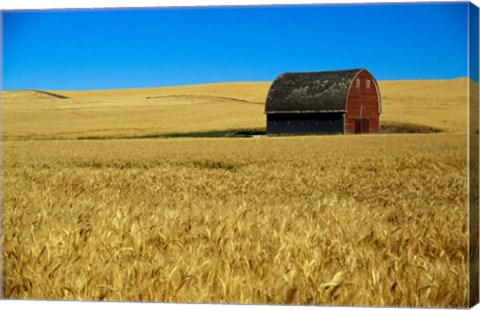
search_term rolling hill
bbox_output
[1,78,471,140]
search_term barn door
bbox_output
[355,119,362,133]
[362,119,370,133]
[354,118,370,134]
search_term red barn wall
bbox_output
[344,70,380,134]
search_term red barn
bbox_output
[265,68,382,135]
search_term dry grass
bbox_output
[1,78,473,307]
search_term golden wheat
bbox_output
[2,134,468,307]
[2,79,473,306]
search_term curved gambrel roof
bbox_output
[266,68,376,113]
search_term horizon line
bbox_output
[1,76,475,92]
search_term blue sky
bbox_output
[2,2,472,90]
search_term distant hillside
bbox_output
[2,82,271,140]
[3,90,68,100]
[52,82,271,103]
[378,78,469,133]
[1,79,471,140]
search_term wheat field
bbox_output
[1,78,469,140]
[1,78,474,307]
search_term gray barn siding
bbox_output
[266,113,344,135]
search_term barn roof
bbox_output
[265,68,366,113]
